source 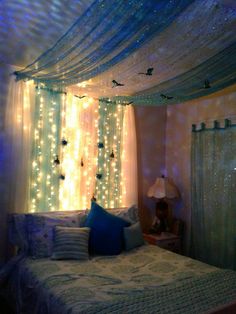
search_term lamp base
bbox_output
[155,199,169,232]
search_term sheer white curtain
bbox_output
[5,74,35,214]
[0,70,35,262]
[121,105,138,207]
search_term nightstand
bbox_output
[143,232,181,254]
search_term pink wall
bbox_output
[165,85,236,250]
[134,105,167,231]
[134,85,236,246]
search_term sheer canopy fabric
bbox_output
[15,0,193,86]
[13,0,236,105]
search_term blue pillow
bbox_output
[84,202,130,255]
[123,222,144,251]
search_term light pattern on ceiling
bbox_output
[2,0,236,105]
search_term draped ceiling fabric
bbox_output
[12,0,236,105]
[14,0,193,87]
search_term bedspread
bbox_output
[6,244,236,314]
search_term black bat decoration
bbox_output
[110,150,115,158]
[112,80,125,88]
[204,79,211,89]
[74,95,86,99]
[138,67,154,76]
[98,142,104,148]
[54,155,60,165]
[160,93,173,100]
[61,139,68,146]
[122,101,133,106]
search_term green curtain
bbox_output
[191,121,236,270]
[95,100,125,208]
[29,87,62,212]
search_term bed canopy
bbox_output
[11,0,236,105]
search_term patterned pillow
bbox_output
[51,226,90,260]
[111,205,139,224]
[123,222,144,251]
[8,214,28,253]
[84,202,130,255]
[26,212,85,258]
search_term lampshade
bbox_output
[147,176,180,199]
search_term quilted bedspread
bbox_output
[6,244,236,313]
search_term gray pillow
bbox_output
[123,222,144,251]
[112,205,139,224]
[51,226,90,260]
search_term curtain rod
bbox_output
[192,118,236,132]
[193,114,236,125]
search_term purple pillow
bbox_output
[26,213,82,258]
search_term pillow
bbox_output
[123,222,144,251]
[111,205,139,224]
[8,214,28,253]
[51,226,90,260]
[84,202,130,255]
[26,213,81,258]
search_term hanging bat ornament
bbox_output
[61,139,68,146]
[138,67,154,76]
[110,150,115,158]
[74,95,86,99]
[160,93,173,100]
[112,80,125,88]
[204,79,211,89]
[54,155,60,165]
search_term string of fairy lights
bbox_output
[29,87,126,212]
[59,94,98,211]
[95,100,125,208]
[29,86,62,212]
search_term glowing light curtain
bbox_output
[191,120,236,270]
[29,87,63,212]
[96,100,125,208]
[59,94,98,210]
[14,0,193,86]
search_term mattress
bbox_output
[6,244,236,314]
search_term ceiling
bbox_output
[1,0,236,99]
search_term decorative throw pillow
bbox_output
[51,226,90,260]
[123,222,144,251]
[26,213,81,258]
[8,214,29,253]
[84,202,130,255]
[111,205,139,224]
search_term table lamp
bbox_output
[147,175,180,234]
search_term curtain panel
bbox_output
[191,122,236,269]
[1,74,35,263]
[4,80,138,215]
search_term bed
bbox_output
[1,205,236,314]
